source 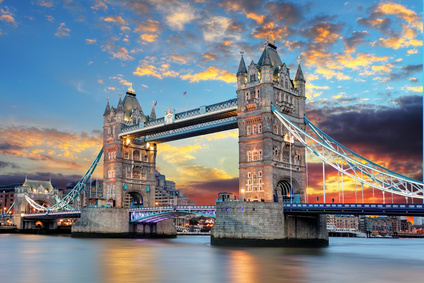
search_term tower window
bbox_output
[273,124,278,134]
[247,125,251,135]
[258,123,262,133]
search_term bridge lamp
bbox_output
[125,138,130,146]
[146,143,150,150]
[241,189,245,201]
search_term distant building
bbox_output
[360,216,400,235]
[326,215,358,231]
[154,171,194,206]
[0,184,19,214]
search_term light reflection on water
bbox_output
[1,234,423,283]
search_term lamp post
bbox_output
[241,189,245,201]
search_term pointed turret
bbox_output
[262,48,272,66]
[237,52,247,75]
[295,61,305,82]
[149,102,157,121]
[103,98,110,116]
[116,94,124,112]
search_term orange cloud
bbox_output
[251,22,288,40]
[102,43,134,61]
[0,8,17,26]
[171,55,190,65]
[139,34,158,43]
[0,126,102,171]
[85,39,97,44]
[91,0,108,11]
[103,15,127,26]
[245,12,265,24]
[180,67,236,84]
[134,19,161,33]
[376,2,423,32]
[133,60,179,79]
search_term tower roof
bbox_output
[103,99,110,116]
[149,102,157,121]
[295,63,306,82]
[237,53,247,75]
[257,42,283,70]
[122,87,146,122]
[116,94,124,112]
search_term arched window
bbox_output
[133,150,140,161]
[258,123,262,133]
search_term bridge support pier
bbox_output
[72,207,176,238]
[211,202,328,247]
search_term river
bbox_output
[0,234,423,283]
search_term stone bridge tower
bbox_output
[103,87,157,208]
[236,42,307,203]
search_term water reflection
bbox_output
[0,235,424,283]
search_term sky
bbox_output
[0,0,422,205]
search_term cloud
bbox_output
[157,143,202,165]
[102,39,134,61]
[181,178,239,205]
[200,52,218,62]
[161,2,198,31]
[344,31,369,53]
[55,23,71,37]
[180,66,236,84]
[171,54,191,65]
[265,1,306,25]
[34,0,54,8]
[46,15,54,22]
[133,59,179,79]
[103,15,127,26]
[0,161,19,170]
[139,34,158,43]
[85,39,97,44]
[109,75,132,87]
[202,16,235,42]
[0,126,102,173]
[91,0,108,11]
[0,7,17,27]
[386,64,423,81]
[307,95,423,180]
[134,19,161,33]
[403,86,423,93]
[251,21,290,40]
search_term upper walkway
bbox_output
[119,98,238,143]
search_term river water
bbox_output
[0,234,423,283]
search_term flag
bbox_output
[154,100,157,106]
[183,91,187,95]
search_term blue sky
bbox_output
[0,0,422,204]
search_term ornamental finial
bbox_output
[297,56,301,65]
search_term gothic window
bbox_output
[133,150,140,161]
[259,150,262,160]
[252,124,257,134]
[258,123,262,133]
[144,155,148,162]
[245,92,249,101]
[250,74,256,82]
[258,171,262,177]
[141,173,146,180]
[252,150,258,161]
[124,151,129,159]
[273,124,278,134]
[133,169,140,179]
[247,172,251,178]
[250,89,255,99]
[247,151,252,162]
[256,89,260,99]
[247,125,251,135]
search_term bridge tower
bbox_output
[237,41,307,203]
[103,87,157,208]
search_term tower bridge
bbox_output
[15,41,424,246]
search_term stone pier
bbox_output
[211,202,328,247]
[72,207,176,238]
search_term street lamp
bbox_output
[241,189,245,201]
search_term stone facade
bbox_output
[211,202,328,246]
[237,42,307,202]
[103,88,157,208]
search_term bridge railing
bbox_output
[120,98,237,135]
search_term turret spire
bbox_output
[117,93,124,112]
[103,97,110,116]
[149,101,157,121]
[237,51,247,75]
[295,57,306,82]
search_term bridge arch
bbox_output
[127,192,143,208]
[26,200,52,213]
[274,178,301,203]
